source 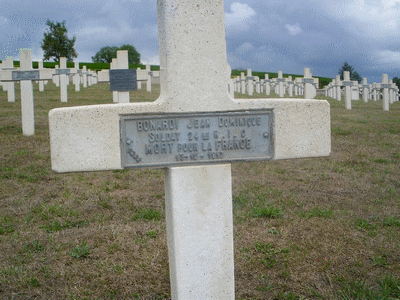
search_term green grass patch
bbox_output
[300,207,333,218]
[132,208,162,221]
[332,127,352,136]
[0,125,22,134]
[337,275,400,299]
[23,240,44,253]
[372,158,390,164]
[251,204,284,218]
[232,194,249,211]
[355,218,377,231]
[382,216,400,227]
[70,242,90,259]
[370,255,388,268]
[0,216,15,235]
[40,219,88,233]
[27,277,40,287]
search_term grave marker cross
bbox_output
[49,1,330,298]
[0,50,53,135]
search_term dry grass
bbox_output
[0,82,399,299]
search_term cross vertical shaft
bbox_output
[158,1,235,298]
[157,0,230,112]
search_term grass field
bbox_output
[0,82,399,299]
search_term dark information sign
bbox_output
[303,78,315,84]
[56,69,70,75]
[109,69,137,91]
[342,82,354,86]
[12,70,40,81]
[120,110,273,168]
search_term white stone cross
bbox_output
[0,57,16,103]
[0,49,53,135]
[303,68,316,99]
[362,78,369,103]
[111,58,119,103]
[342,71,354,109]
[246,68,254,96]
[59,57,68,102]
[146,64,152,92]
[82,66,88,88]
[335,75,342,101]
[240,72,246,94]
[287,76,294,97]
[277,71,285,97]
[382,74,390,111]
[38,61,45,92]
[73,62,81,92]
[264,74,271,96]
[49,1,330,298]
[372,82,379,101]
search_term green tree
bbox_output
[119,44,141,65]
[338,61,362,83]
[91,46,119,63]
[41,20,77,62]
[392,77,400,89]
[92,44,141,65]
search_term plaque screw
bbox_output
[263,132,269,138]
[126,139,132,145]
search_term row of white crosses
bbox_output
[232,67,319,99]
[34,57,97,98]
[0,52,98,104]
[48,0,330,298]
[0,50,54,135]
[0,57,16,102]
[0,50,99,135]
[324,71,399,110]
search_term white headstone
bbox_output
[49,1,330,298]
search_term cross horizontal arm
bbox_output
[49,99,330,172]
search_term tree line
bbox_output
[40,20,140,65]
[39,20,400,89]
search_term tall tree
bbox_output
[91,46,119,63]
[119,44,140,65]
[392,77,400,89]
[338,61,362,83]
[41,20,77,62]
[92,44,141,65]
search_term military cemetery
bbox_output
[0,0,399,299]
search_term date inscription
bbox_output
[120,110,273,168]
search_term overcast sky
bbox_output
[1,0,400,83]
